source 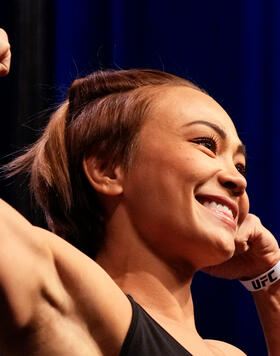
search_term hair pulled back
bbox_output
[6,69,201,258]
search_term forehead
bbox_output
[143,86,239,141]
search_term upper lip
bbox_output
[195,194,238,220]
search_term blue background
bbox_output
[2,1,280,355]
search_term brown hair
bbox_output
[5,69,202,258]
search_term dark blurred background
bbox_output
[1,1,279,355]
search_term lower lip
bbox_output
[205,207,237,230]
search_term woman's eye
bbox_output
[236,163,247,177]
[191,137,217,153]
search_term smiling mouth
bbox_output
[195,195,238,230]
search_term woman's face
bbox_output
[122,86,249,270]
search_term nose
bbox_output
[217,169,247,196]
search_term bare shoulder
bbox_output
[36,227,132,351]
[44,227,132,324]
[0,198,131,325]
[0,199,132,354]
[205,339,247,356]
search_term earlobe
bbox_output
[83,156,124,196]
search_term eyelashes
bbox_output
[190,135,247,177]
[235,163,247,177]
[190,135,218,154]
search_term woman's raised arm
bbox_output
[0,199,66,348]
[0,198,131,355]
[0,29,131,354]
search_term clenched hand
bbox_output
[0,29,11,76]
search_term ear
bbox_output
[83,156,124,196]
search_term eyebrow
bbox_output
[184,120,247,159]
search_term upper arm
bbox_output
[46,229,132,347]
[0,199,66,327]
[0,199,131,353]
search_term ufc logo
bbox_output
[251,270,278,290]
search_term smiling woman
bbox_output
[115,85,249,270]
[1,28,280,356]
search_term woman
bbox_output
[0,28,280,356]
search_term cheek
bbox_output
[123,138,219,221]
[123,154,206,235]
[125,145,215,207]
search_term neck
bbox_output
[95,210,196,325]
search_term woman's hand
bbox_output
[0,28,11,76]
[202,213,280,280]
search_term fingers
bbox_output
[236,213,280,267]
[232,214,258,255]
[235,214,260,247]
[0,28,11,76]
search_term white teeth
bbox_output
[202,200,233,217]
[209,201,217,209]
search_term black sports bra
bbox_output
[120,295,193,355]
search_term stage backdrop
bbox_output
[1,1,280,355]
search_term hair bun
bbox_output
[67,70,136,120]
[67,69,196,122]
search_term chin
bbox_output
[197,252,234,272]
[199,231,236,267]
[210,243,235,266]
